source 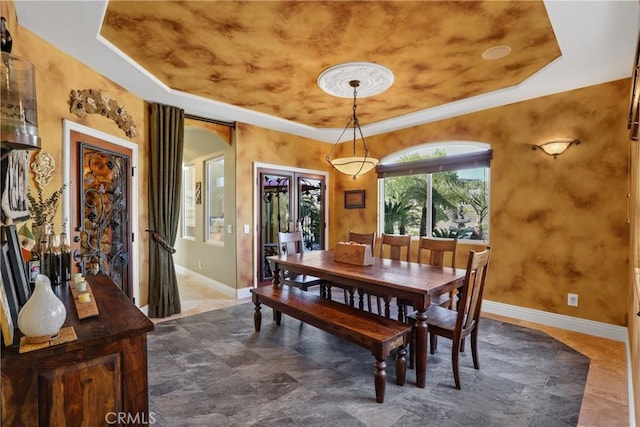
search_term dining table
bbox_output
[268,250,466,388]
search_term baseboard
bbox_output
[175,265,237,298]
[482,299,628,342]
[237,287,252,299]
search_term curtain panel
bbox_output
[148,103,184,318]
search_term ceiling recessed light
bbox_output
[317,62,394,98]
[481,45,512,60]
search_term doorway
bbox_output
[62,121,139,302]
[257,166,326,286]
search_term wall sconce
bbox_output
[531,138,580,159]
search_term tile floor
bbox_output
[152,274,630,427]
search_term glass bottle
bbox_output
[59,232,71,284]
[29,229,44,285]
[39,234,49,278]
[43,234,61,286]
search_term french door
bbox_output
[257,167,326,286]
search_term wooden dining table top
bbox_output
[268,250,466,309]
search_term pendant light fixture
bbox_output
[319,62,393,179]
[325,80,378,178]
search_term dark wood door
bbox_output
[69,130,133,297]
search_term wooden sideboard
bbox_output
[1,275,154,426]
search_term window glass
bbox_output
[182,164,196,239]
[379,143,490,242]
[206,156,224,243]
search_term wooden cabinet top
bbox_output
[1,274,154,362]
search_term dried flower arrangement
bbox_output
[27,183,67,226]
[68,89,137,138]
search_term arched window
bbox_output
[377,141,491,242]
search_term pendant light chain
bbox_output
[324,76,380,179]
[352,83,358,157]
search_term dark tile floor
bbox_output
[147,302,589,427]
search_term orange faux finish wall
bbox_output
[7,6,150,305]
[234,123,332,289]
[334,80,631,326]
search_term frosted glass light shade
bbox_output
[18,274,66,342]
[329,156,379,178]
[532,139,580,158]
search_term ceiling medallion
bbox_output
[317,62,394,98]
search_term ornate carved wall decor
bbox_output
[30,149,55,188]
[68,89,137,138]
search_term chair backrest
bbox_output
[348,231,375,252]
[457,247,492,333]
[379,233,411,261]
[277,231,304,256]
[417,237,457,268]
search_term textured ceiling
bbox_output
[100,1,560,129]
[14,1,639,141]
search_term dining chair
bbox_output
[334,230,377,306]
[367,233,411,317]
[410,246,492,390]
[348,230,376,251]
[417,237,458,309]
[277,231,325,293]
[378,233,411,261]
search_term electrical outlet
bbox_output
[567,293,578,307]
[198,260,202,270]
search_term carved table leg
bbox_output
[253,302,262,332]
[396,345,407,386]
[398,304,406,323]
[415,309,428,388]
[374,358,386,403]
[271,264,281,321]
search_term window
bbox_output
[378,142,491,242]
[182,164,196,239]
[206,156,224,243]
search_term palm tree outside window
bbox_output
[378,142,491,242]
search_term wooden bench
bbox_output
[251,285,412,403]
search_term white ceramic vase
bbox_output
[18,274,66,342]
